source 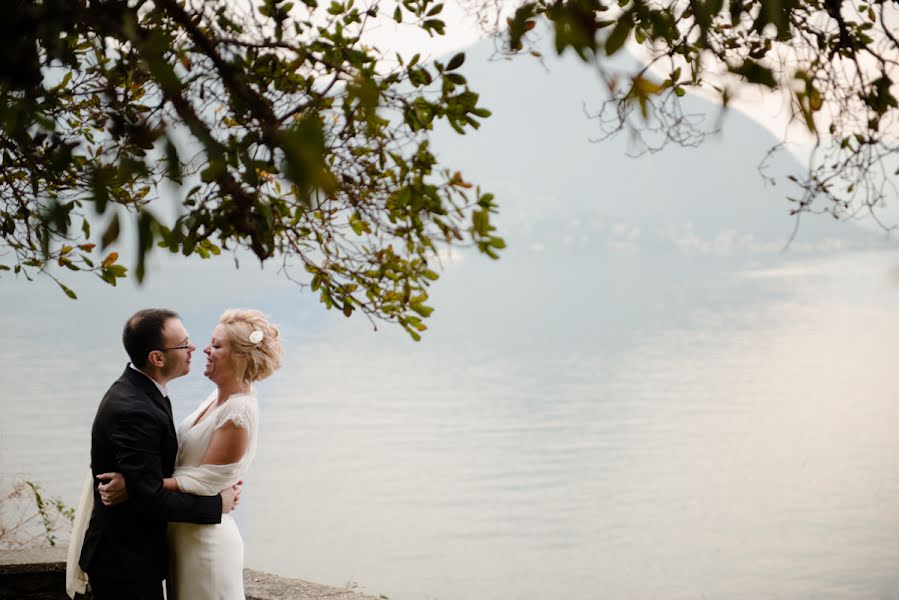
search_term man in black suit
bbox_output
[79,308,240,600]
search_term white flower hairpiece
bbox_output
[248,330,265,345]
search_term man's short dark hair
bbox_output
[123,309,179,369]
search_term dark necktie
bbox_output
[162,395,174,422]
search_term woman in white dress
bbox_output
[99,308,282,600]
[165,309,282,600]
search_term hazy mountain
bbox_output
[429,38,883,258]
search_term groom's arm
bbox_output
[109,405,223,524]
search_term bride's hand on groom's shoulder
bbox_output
[96,472,128,506]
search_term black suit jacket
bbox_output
[79,366,222,582]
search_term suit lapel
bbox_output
[121,365,176,434]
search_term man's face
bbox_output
[159,318,195,381]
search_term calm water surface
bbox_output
[3,249,899,600]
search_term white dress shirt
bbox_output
[128,363,169,398]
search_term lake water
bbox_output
[3,245,899,600]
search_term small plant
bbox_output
[0,477,75,550]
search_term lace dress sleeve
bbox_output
[214,394,257,432]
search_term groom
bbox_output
[79,308,239,600]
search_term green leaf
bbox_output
[55,71,73,92]
[422,19,445,35]
[91,169,110,214]
[446,52,465,71]
[165,137,183,184]
[135,210,157,283]
[101,214,121,249]
[605,14,633,56]
[57,281,77,300]
[729,60,777,88]
[411,303,434,317]
[278,116,337,195]
[508,3,538,50]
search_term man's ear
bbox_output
[147,350,165,368]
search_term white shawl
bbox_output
[173,462,243,497]
[65,468,93,599]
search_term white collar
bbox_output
[129,363,169,398]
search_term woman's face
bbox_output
[204,323,239,385]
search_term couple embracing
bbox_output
[66,308,283,600]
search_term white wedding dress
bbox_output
[166,391,259,600]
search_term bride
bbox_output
[101,308,283,600]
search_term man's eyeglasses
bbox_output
[157,341,191,352]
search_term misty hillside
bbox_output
[429,37,882,257]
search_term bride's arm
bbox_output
[200,421,249,465]
[97,473,178,504]
[172,415,251,498]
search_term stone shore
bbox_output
[0,547,384,600]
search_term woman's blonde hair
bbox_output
[218,309,283,383]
